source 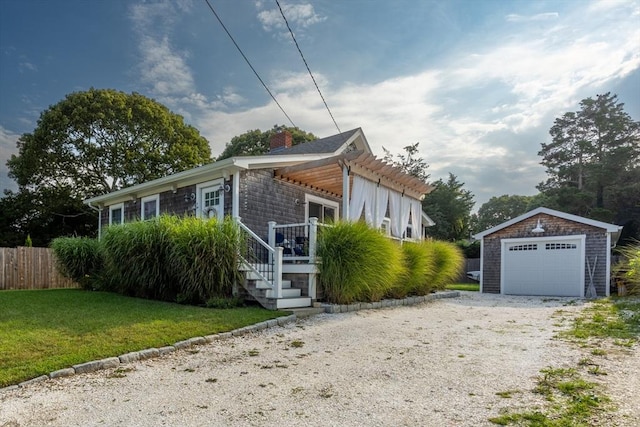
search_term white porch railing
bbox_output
[268,217,319,264]
[237,217,320,301]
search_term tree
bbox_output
[217,125,317,160]
[475,194,536,231]
[422,173,475,241]
[4,88,212,246]
[9,88,211,198]
[538,92,640,223]
[383,142,430,183]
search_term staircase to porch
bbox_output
[242,268,311,310]
[237,219,319,310]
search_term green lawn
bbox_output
[446,283,480,292]
[0,289,285,387]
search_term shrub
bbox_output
[317,221,403,304]
[167,216,243,303]
[428,240,464,290]
[614,243,640,295]
[392,241,437,297]
[101,217,177,301]
[51,237,104,290]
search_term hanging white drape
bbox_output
[349,176,377,224]
[389,190,402,237]
[410,199,422,239]
[349,176,367,221]
[374,186,389,228]
[400,196,411,238]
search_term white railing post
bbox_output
[308,217,318,263]
[273,246,283,298]
[268,221,276,265]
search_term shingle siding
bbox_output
[481,213,610,296]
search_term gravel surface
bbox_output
[1,292,638,427]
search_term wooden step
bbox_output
[275,297,312,309]
[266,287,300,299]
[256,280,291,290]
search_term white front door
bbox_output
[200,185,223,220]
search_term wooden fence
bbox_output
[0,247,79,290]
[457,258,481,283]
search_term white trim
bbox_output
[605,232,611,297]
[196,179,224,220]
[232,171,240,219]
[473,207,622,239]
[140,194,159,220]
[305,194,339,223]
[109,203,124,225]
[479,239,484,293]
[500,235,586,297]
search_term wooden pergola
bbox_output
[274,150,432,220]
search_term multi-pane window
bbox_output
[141,195,159,220]
[508,243,537,251]
[204,189,220,209]
[109,203,124,225]
[308,200,337,223]
[545,243,577,250]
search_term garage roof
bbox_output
[473,207,623,239]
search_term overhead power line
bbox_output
[275,0,341,134]
[203,0,297,128]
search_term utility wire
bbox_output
[275,0,341,133]
[203,0,297,128]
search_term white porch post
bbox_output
[342,164,350,220]
[308,217,318,263]
[268,221,276,265]
[273,246,283,298]
[232,170,240,219]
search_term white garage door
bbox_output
[501,236,584,297]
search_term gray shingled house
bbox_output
[472,207,623,297]
[84,128,434,309]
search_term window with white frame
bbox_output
[305,194,339,223]
[141,194,159,220]
[109,203,124,225]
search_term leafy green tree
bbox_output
[217,125,317,160]
[9,88,211,197]
[475,194,535,231]
[538,92,639,223]
[383,142,430,183]
[423,173,475,241]
[4,88,212,246]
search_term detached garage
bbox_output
[473,207,623,297]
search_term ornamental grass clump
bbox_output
[317,221,402,304]
[613,243,640,295]
[51,237,104,290]
[391,241,437,297]
[428,240,464,290]
[167,216,243,303]
[101,217,177,301]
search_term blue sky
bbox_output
[1,0,639,209]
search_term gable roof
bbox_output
[270,128,370,156]
[473,207,623,239]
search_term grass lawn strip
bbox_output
[489,297,639,426]
[0,289,285,387]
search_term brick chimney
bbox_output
[269,130,292,152]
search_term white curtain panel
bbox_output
[349,175,367,221]
[375,186,389,228]
[362,178,377,226]
[389,190,402,237]
[410,199,422,238]
[400,196,412,237]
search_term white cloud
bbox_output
[506,12,559,22]
[193,0,639,208]
[0,125,19,192]
[257,1,325,33]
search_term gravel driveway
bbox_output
[1,292,638,426]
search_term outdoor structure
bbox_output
[473,207,623,297]
[84,128,434,309]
